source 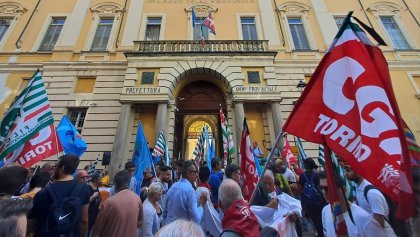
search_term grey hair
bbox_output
[155,219,205,237]
[263,169,274,180]
[218,178,243,209]
[147,182,163,199]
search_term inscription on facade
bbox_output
[234,86,278,93]
[146,0,254,4]
[125,87,162,94]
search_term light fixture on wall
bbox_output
[296,80,307,92]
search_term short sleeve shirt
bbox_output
[356,180,389,217]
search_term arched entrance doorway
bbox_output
[173,80,226,160]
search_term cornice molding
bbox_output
[90,2,123,14]
[0,2,27,15]
[367,1,402,14]
[277,1,311,14]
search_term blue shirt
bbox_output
[208,171,223,204]
[253,146,263,157]
[163,178,203,224]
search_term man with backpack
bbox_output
[298,158,326,237]
[29,154,90,237]
[344,165,397,237]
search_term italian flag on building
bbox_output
[220,108,235,160]
[0,70,60,167]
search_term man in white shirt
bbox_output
[274,158,297,183]
[318,171,385,237]
[344,166,396,237]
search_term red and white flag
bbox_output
[202,12,216,35]
[281,136,297,166]
[240,118,258,201]
[282,14,415,219]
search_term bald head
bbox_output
[77,170,88,183]
[261,169,275,193]
[218,179,243,212]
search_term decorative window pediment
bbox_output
[90,2,123,14]
[367,2,402,14]
[0,2,27,15]
[185,4,218,16]
[277,1,310,14]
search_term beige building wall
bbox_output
[0,0,418,169]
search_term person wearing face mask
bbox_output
[250,169,281,207]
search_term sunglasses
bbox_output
[320,186,328,192]
[128,169,135,172]
[187,170,198,174]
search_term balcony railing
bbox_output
[132,40,271,54]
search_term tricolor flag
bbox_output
[282,12,415,220]
[0,70,61,168]
[220,108,235,160]
[240,118,258,201]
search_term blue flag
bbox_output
[205,126,212,171]
[253,154,262,177]
[132,122,154,196]
[192,7,197,29]
[57,115,87,157]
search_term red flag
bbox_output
[5,124,62,168]
[202,12,216,35]
[282,136,297,165]
[240,118,258,201]
[282,15,415,219]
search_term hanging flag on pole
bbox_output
[0,70,62,168]
[193,126,206,160]
[403,121,420,167]
[318,144,325,167]
[153,130,168,165]
[88,154,100,176]
[132,121,154,196]
[57,115,87,157]
[294,136,306,168]
[219,108,236,161]
[282,12,415,219]
[281,135,297,166]
[191,7,198,29]
[240,118,258,201]
[202,12,216,35]
[205,126,213,170]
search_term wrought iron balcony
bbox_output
[129,40,276,56]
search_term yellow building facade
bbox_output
[0,0,419,173]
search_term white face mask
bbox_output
[268,191,277,199]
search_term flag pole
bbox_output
[52,125,61,159]
[324,144,349,236]
[249,130,284,205]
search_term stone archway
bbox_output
[173,80,226,160]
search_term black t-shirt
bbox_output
[29,180,90,235]
[87,185,101,228]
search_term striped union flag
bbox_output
[153,131,166,157]
[0,70,54,161]
[220,108,235,159]
[193,126,206,161]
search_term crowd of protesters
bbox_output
[0,146,419,237]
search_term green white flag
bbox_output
[220,108,235,159]
[0,70,53,161]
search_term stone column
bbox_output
[120,0,145,47]
[270,101,284,136]
[311,0,338,47]
[56,0,91,50]
[258,0,281,46]
[110,103,132,178]
[234,102,245,150]
[155,102,168,143]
